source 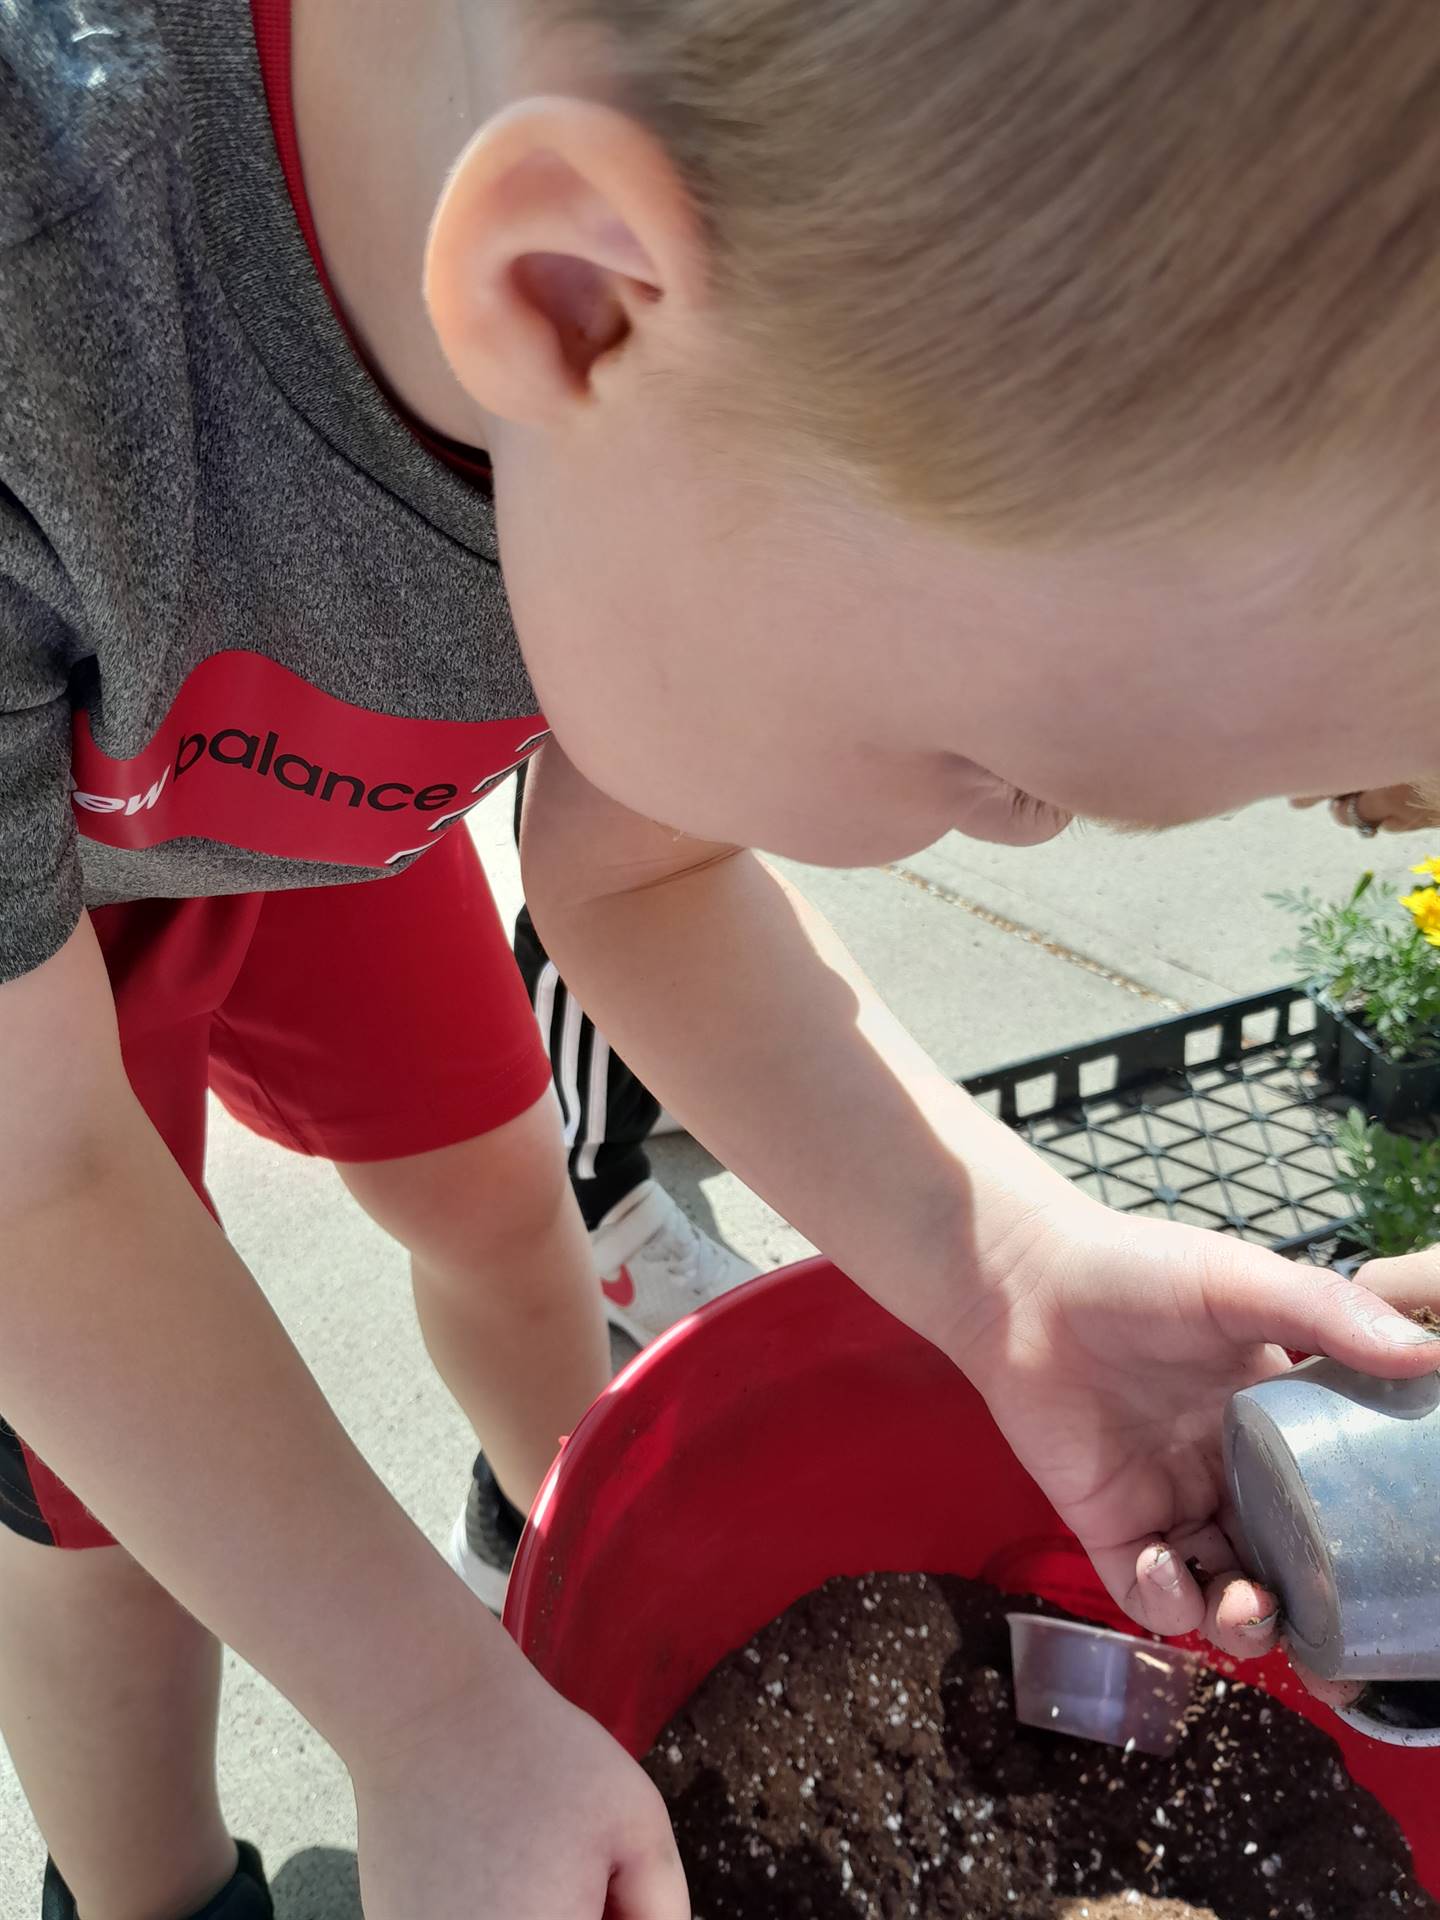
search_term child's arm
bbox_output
[521,740,1440,1654]
[0,918,685,1920]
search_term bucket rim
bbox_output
[505,1259,833,1639]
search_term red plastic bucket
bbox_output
[506,1259,1440,1895]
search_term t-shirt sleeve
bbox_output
[0,118,101,986]
[0,548,82,985]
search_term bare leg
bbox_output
[0,1529,234,1920]
[336,1089,610,1509]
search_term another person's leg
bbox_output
[512,891,660,1228]
[511,770,758,1339]
[511,762,660,1226]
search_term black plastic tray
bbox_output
[961,986,1356,1262]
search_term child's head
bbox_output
[427,1,1440,861]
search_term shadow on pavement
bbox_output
[270,1847,361,1918]
[646,1135,729,1241]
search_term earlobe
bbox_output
[424,96,699,427]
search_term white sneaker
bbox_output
[591,1179,759,1343]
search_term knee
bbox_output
[341,1104,578,1267]
[451,1145,575,1256]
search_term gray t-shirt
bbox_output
[0,0,545,986]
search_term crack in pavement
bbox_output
[885,863,1186,1013]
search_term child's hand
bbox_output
[957,1202,1440,1665]
[350,1652,689,1920]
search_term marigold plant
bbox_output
[1273,865,1440,1062]
[1334,1109,1440,1259]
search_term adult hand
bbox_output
[1292,784,1440,835]
[958,1200,1440,1679]
[352,1652,690,1920]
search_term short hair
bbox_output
[543,2,1440,538]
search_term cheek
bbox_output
[962,643,1242,824]
[960,574,1425,823]
[512,570,947,858]
[496,466,673,754]
[493,447,959,857]
[498,509,777,832]
[495,454,787,832]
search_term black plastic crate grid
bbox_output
[963,989,1355,1262]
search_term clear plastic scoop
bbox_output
[1007,1613,1202,1757]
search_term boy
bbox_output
[4,3,1440,1917]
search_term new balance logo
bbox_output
[72,769,170,816]
[68,646,552,871]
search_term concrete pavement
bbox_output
[2,792,1434,1916]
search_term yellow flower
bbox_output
[1400,887,1440,947]
[1412,857,1440,882]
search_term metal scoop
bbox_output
[1225,1356,1440,1747]
[1335,1680,1440,1750]
[1007,1613,1202,1756]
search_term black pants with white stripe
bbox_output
[512,770,659,1232]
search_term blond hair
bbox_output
[547,2,1440,538]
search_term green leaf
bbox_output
[1277,870,1440,1062]
[1334,1113,1440,1258]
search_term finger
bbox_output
[1207,1251,1440,1379]
[1289,796,1324,811]
[1326,791,1387,833]
[1352,791,1384,828]
[1128,1521,1237,1637]
[1351,1250,1440,1319]
[606,1845,692,1920]
[1130,1542,1204,1637]
[1202,1572,1281,1663]
[1292,1659,1365,1712]
[1358,784,1437,833]
[1088,1540,1193,1636]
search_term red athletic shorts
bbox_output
[0,828,551,1549]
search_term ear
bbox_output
[424,96,702,427]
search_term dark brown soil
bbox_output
[645,1572,1436,1920]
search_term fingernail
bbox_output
[1240,1610,1279,1639]
[1142,1546,1184,1595]
[1378,1318,1440,1347]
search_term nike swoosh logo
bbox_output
[601,1265,636,1309]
